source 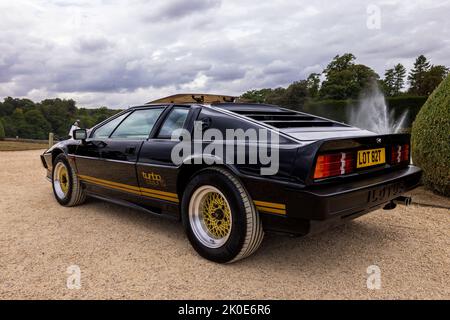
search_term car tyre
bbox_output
[52,154,86,207]
[181,167,264,263]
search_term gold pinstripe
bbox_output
[253,200,286,210]
[78,174,179,203]
[255,206,286,215]
[78,175,285,211]
[78,175,140,191]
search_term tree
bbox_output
[0,119,5,140]
[24,109,52,139]
[408,55,448,95]
[282,80,309,108]
[240,89,272,103]
[265,87,287,106]
[393,63,407,95]
[382,68,396,96]
[306,73,320,98]
[10,108,32,138]
[421,65,449,95]
[383,63,407,96]
[319,53,379,99]
[408,55,431,95]
[0,97,122,139]
[323,53,356,74]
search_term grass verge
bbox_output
[0,140,49,151]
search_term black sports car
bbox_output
[41,94,421,263]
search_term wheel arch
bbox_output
[176,157,242,200]
[51,148,65,164]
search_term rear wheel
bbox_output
[52,154,86,207]
[181,167,264,263]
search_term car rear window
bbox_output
[157,107,190,138]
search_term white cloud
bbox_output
[0,0,449,108]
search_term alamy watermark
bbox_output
[366,265,381,290]
[66,265,81,290]
[170,122,280,175]
[366,4,381,30]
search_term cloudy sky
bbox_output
[0,0,449,108]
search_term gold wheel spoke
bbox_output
[200,191,231,239]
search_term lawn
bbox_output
[0,140,49,151]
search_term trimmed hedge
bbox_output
[411,75,450,196]
[0,119,5,140]
[300,99,352,123]
[294,96,427,128]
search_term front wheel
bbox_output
[181,167,264,263]
[52,154,86,207]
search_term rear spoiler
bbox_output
[147,93,237,104]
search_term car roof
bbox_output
[127,94,348,130]
[127,102,347,129]
[129,102,284,111]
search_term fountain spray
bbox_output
[349,82,408,134]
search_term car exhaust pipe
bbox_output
[393,196,412,206]
[383,201,396,210]
[383,196,412,210]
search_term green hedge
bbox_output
[0,119,5,140]
[299,99,354,123]
[293,96,427,128]
[411,76,450,196]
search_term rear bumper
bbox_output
[260,165,422,235]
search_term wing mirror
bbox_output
[73,129,88,141]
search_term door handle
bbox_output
[125,146,136,155]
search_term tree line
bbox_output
[241,53,449,107]
[0,98,119,140]
[0,53,447,140]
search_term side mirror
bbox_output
[73,129,87,141]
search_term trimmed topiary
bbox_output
[411,74,450,196]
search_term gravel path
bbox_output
[0,150,449,299]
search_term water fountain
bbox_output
[349,82,408,134]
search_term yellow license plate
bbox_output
[357,148,386,168]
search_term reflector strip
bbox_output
[340,152,346,175]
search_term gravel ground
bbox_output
[0,150,449,300]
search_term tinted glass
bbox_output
[110,108,164,140]
[157,107,190,138]
[92,113,129,139]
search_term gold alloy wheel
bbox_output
[53,162,70,199]
[202,191,231,238]
[189,186,233,248]
[59,166,69,194]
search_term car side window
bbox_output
[91,113,129,139]
[110,108,164,140]
[157,107,190,138]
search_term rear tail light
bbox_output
[390,144,410,164]
[314,152,355,179]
